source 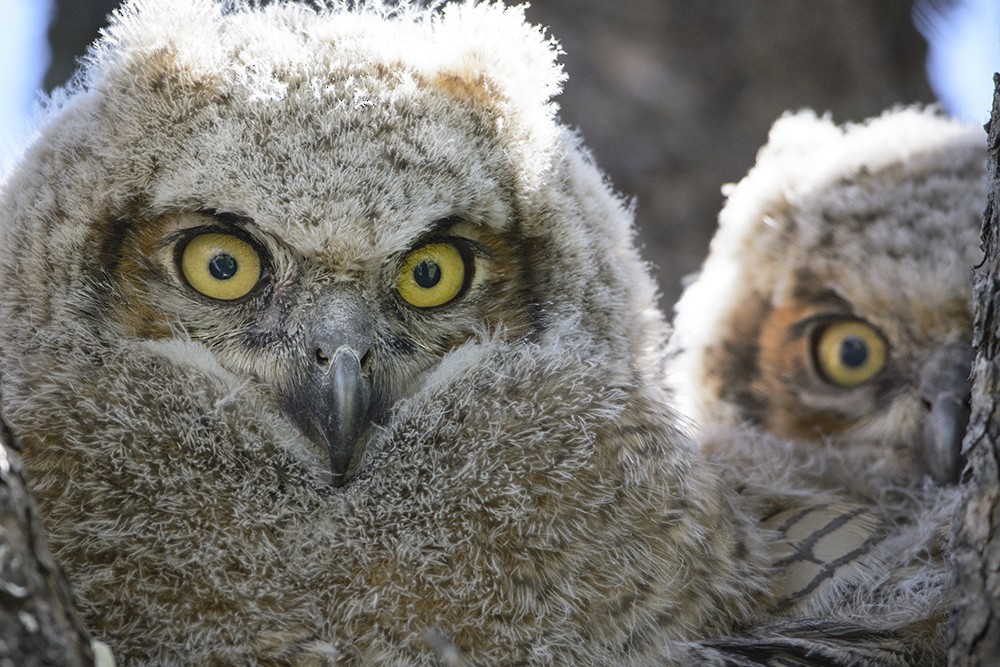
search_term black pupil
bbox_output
[209,253,238,280]
[413,260,441,289]
[839,335,869,368]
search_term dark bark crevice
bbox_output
[947,72,1000,666]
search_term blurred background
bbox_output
[1,0,997,309]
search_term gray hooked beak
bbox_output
[284,295,373,487]
[918,344,973,485]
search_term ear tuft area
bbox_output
[429,70,497,108]
[419,2,566,162]
[427,2,565,108]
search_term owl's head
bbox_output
[0,0,664,484]
[671,108,985,485]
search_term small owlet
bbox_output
[667,107,984,667]
[0,0,773,663]
[0,1,952,664]
[671,107,985,492]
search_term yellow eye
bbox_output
[180,233,262,301]
[813,320,888,388]
[396,242,467,308]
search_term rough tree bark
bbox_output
[0,415,94,665]
[948,73,1000,665]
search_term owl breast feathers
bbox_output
[0,1,961,665]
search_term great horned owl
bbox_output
[0,1,949,665]
[671,108,985,492]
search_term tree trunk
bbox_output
[0,414,94,665]
[948,73,1000,665]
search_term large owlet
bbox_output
[0,1,949,665]
[671,108,985,494]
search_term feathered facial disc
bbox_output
[672,108,985,485]
[1,0,656,487]
[9,0,584,484]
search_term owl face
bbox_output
[672,109,985,486]
[108,206,533,481]
[737,267,973,486]
[7,3,577,485]
[0,0,653,489]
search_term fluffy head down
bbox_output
[4,0,661,428]
[671,107,986,488]
[0,1,767,664]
